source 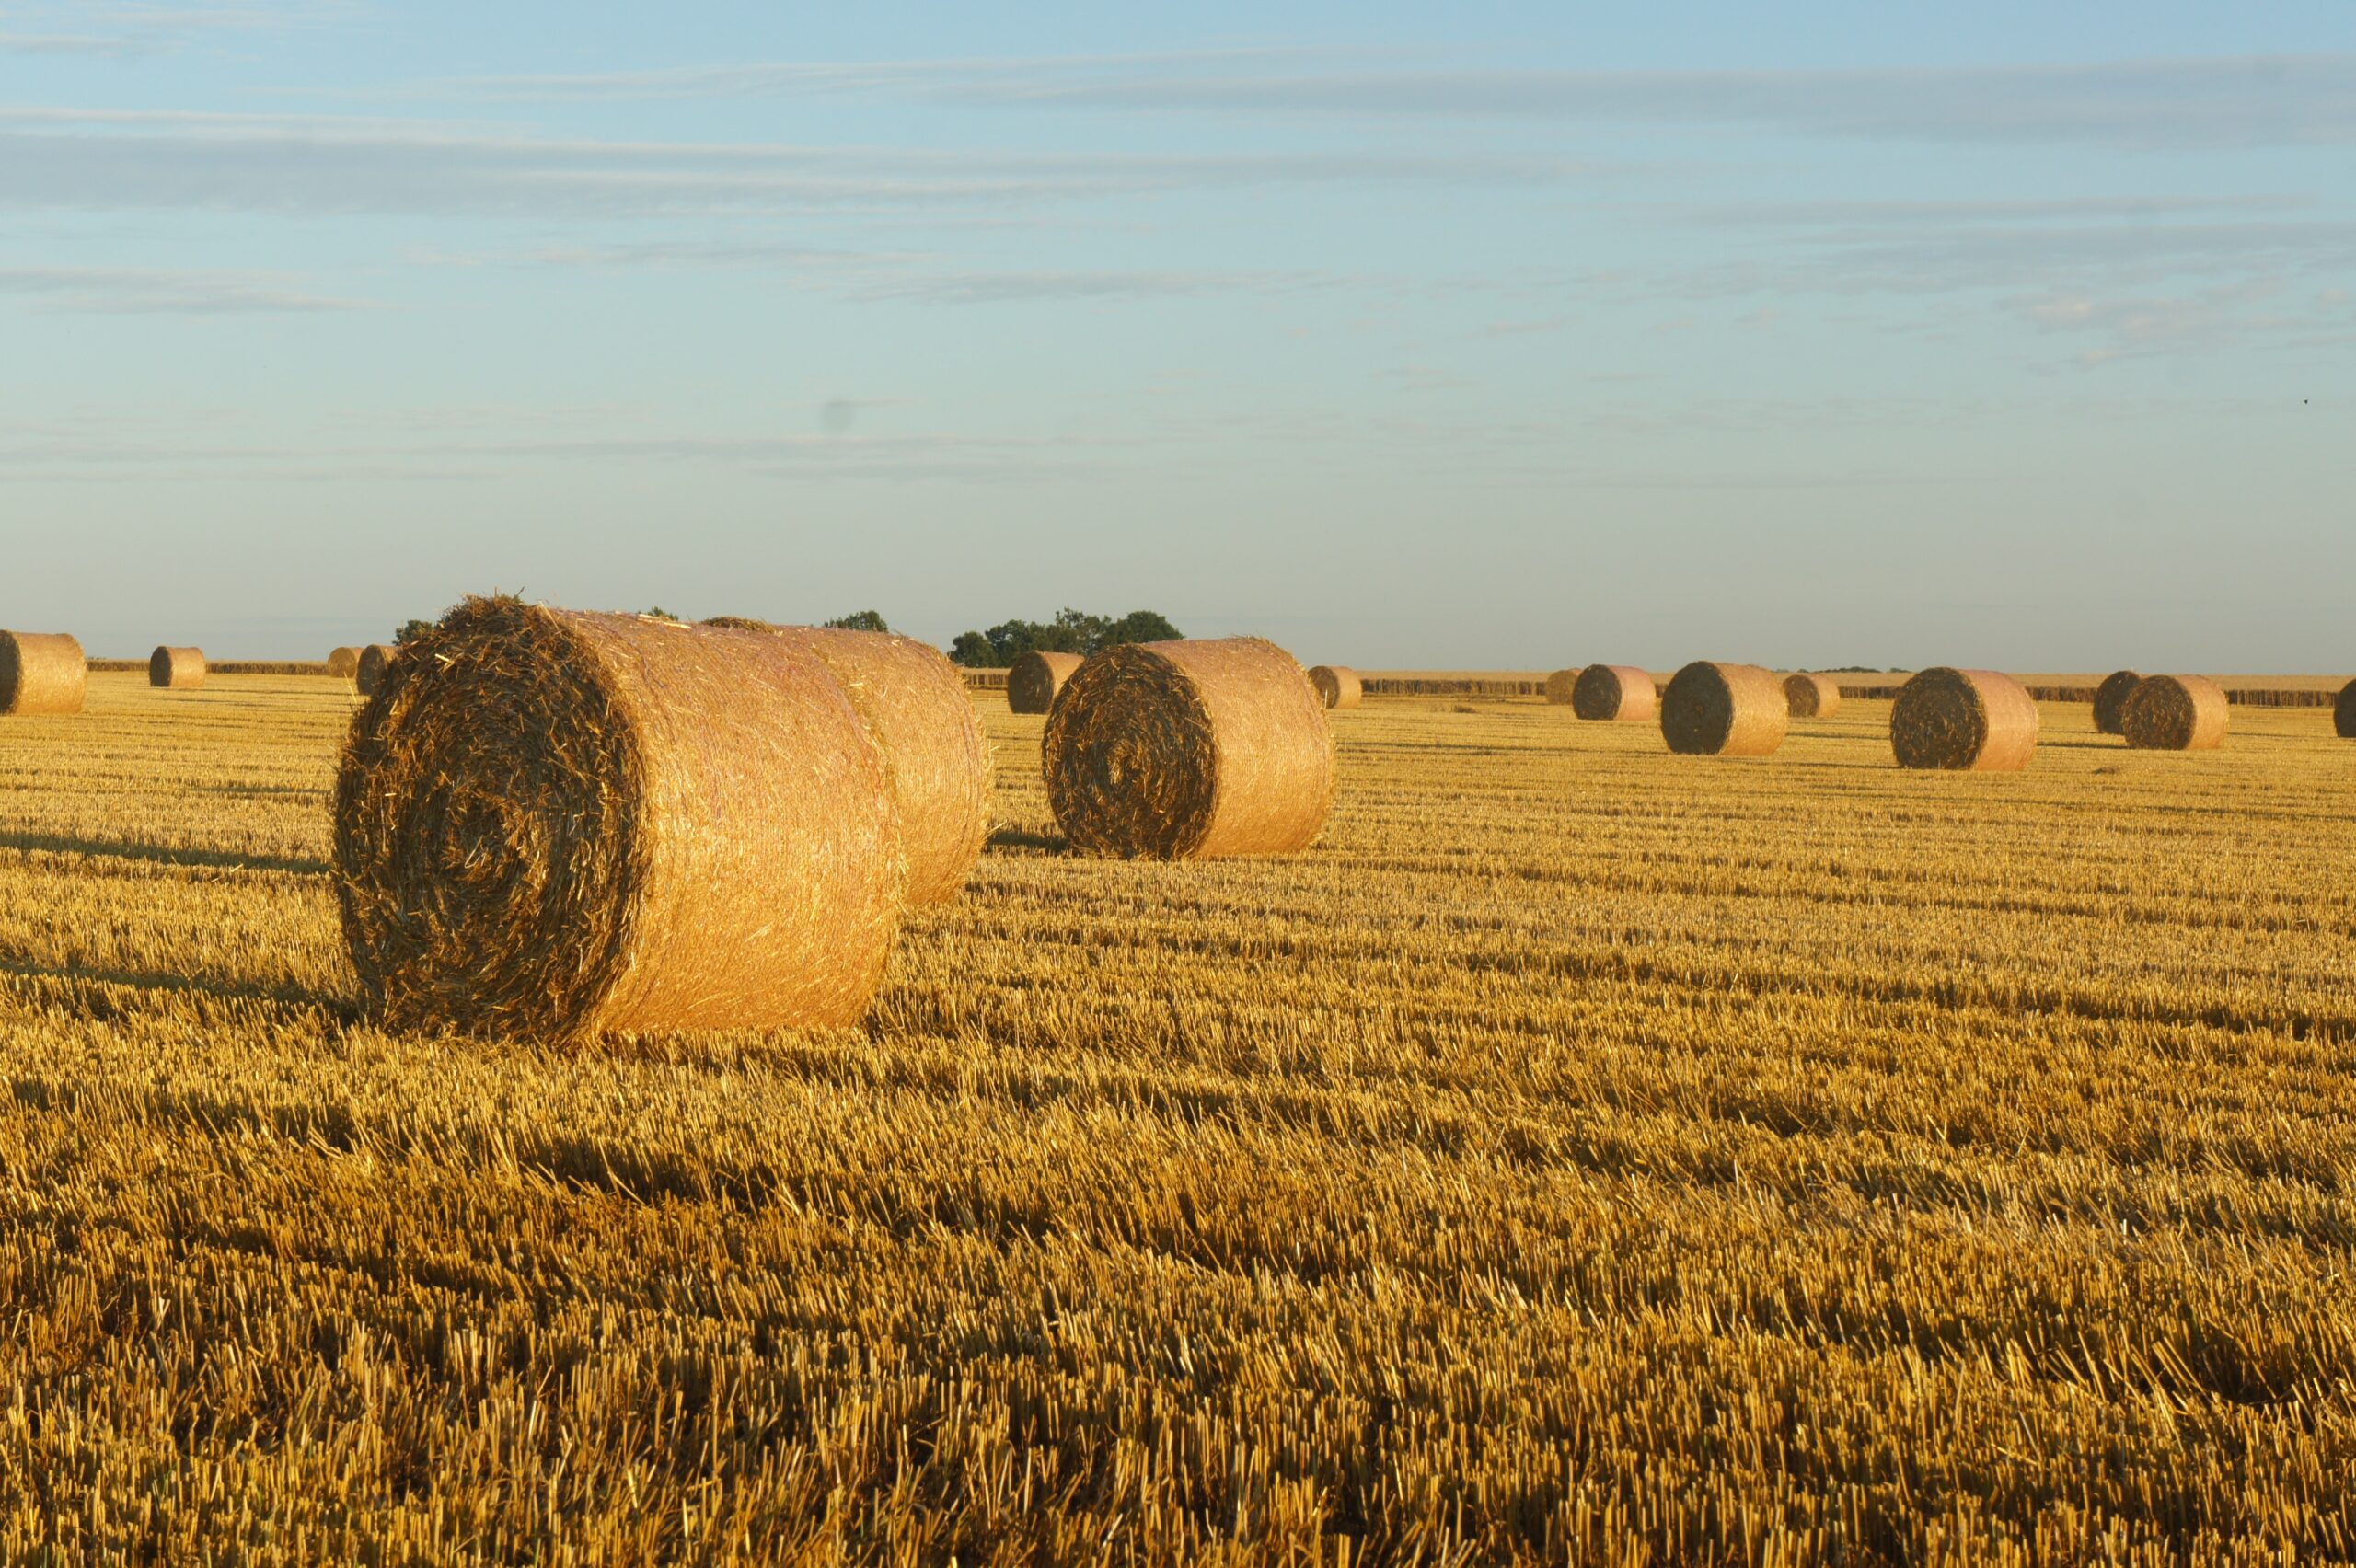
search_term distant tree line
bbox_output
[948,609,1182,668]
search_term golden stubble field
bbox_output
[2,673,2353,1564]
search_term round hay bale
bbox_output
[720,623,991,905]
[334,599,905,1043]
[1571,664,1657,722]
[2093,669,2142,735]
[1542,669,1579,705]
[1008,651,1083,715]
[1783,673,1842,720]
[326,646,363,680]
[1889,668,2038,772]
[355,644,398,696]
[2121,674,2229,752]
[1307,665,1362,709]
[1659,663,1787,757]
[149,646,204,689]
[1044,637,1334,859]
[0,631,86,717]
[2337,678,2356,739]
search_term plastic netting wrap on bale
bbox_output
[2339,679,2356,739]
[1660,663,1787,756]
[327,647,363,680]
[1889,668,2038,772]
[710,622,991,905]
[1571,664,1657,722]
[333,600,905,1043]
[2093,670,2142,736]
[1308,665,1363,709]
[356,644,398,696]
[1783,673,1842,720]
[1044,637,1334,859]
[2122,674,2229,752]
[1543,669,1579,706]
[149,646,204,689]
[0,632,85,716]
[1008,651,1082,715]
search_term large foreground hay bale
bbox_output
[0,632,85,716]
[334,599,904,1043]
[1009,651,1083,714]
[1783,673,1842,720]
[1890,668,2038,771]
[355,644,398,696]
[327,646,363,680]
[1543,669,1579,705]
[149,646,204,689]
[2093,670,2141,735]
[1308,665,1362,709]
[1571,664,1657,722]
[710,622,991,905]
[1660,663,1787,756]
[2122,674,2229,751]
[2338,679,2356,739]
[1045,637,1334,859]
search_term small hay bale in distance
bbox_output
[2121,674,2229,751]
[1543,669,1579,706]
[149,646,204,689]
[1659,662,1788,757]
[699,619,991,905]
[2338,678,2356,739]
[355,644,398,696]
[0,631,86,717]
[2093,669,2142,736]
[326,646,363,680]
[1308,665,1363,709]
[1008,651,1083,715]
[1571,664,1657,722]
[1044,637,1334,859]
[1889,668,2038,772]
[1783,673,1842,720]
[335,599,905,1043]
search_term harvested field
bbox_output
[2,674,2354,1562]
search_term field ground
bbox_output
[2,674,2353,1563]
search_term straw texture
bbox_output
[1783,673,1843,720]
[2122,674,2229,752]
[1571,664,1657,722]
[2093,670,2142,736]
[1890,668,2038,772]
[2338,679,2356,740]
[1044,637,1334,859]
[356,645,398,697]
[0,632,85,717]
[1660,663,1788,757]
[149,647,204,690]
[1308,665,1363,709]
[1543,670,1580,706]
[327,647,363,680]
[334,599,904,1043]
[1009,651,1083,715]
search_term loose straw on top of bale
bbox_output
[334,598,905,1043]
[702,619,991,905]
[1571,664,1657,722]
[2338,679,2356,739]
[1889,668,2038,772]
[1009,651,1083,715]
[1044,637,1334,859]
[1660,663,1788,756]
[2094,670,2142,736]
[356,644,398,696]
[0,632,85,716]
[1543,669,1579,706]
[149,646,204,689]
[327,647,363,680]
[2122,674,2229,751]
[1783,673,1842,720]
[1308,665,1363,709]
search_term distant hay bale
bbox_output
[326,647,363,680]
[0,631,86,717]
[1308,665,1363,709]
[1008,651,1083,714]
[2122,674,2229,752]
[1659,663,1788,757]
[334,598,904,1043]
[2094,670,2142,735]
[355,644,398,696]
[2339,679,2356,739]
[713,622,992,905]
[1543,669,1579,705]
[149,646,204,689]
[1889,668,2038,772]
[1044,637,1334,859]
[1571,664,1657,722]
[1783,673,1842,720]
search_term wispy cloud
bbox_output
[0,264,372,313]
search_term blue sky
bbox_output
[3,4,2350,669]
